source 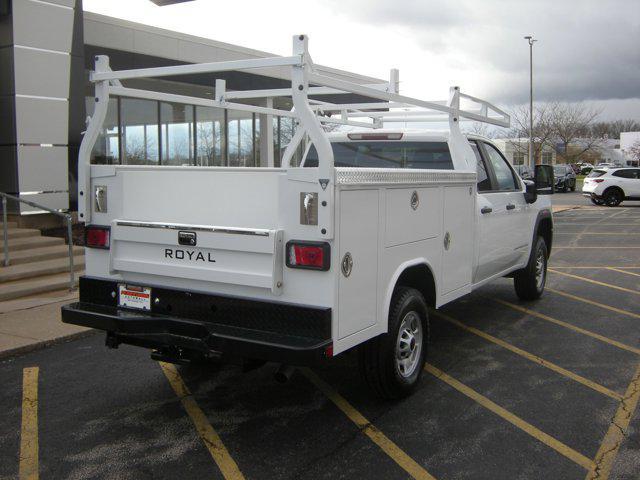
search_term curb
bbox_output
[0,329,97,361]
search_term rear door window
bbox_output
[482,143,518,191]
[469,141,492,192]
[304,141,453,169]
[612,169,640,179]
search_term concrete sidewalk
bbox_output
[0,289,91,359]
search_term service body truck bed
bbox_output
[63,35,554,398]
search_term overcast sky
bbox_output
[84,0,640,121]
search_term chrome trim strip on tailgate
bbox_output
[115,220,271,237]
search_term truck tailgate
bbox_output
[109,221,284,294]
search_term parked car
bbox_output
[515,164,534,181]
[553,164,577,192]
[582,167,640,206]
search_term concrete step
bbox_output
[0,271,83,302]
[0,256,85,283]
[1,244,84,266]
[0,235,63,252]
[3,228,42,240]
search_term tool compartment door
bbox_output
[441,185,474,294]
[338,189,379,339]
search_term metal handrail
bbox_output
[1,192,76,291]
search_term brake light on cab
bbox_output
[286,241,330,271]
[85,225,111,249]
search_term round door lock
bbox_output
[341,252,353,277]
[410,190,419,210]
[444,232,451,250]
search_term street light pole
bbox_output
[524,35,537,169]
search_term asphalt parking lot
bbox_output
[2,206,640,480]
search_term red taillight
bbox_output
[286,241,330,271]
[85,226,110,249]
[593,179,605,183]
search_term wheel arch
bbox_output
[383,260,437,331]
[534,209,553,257]
[603,185,625,198]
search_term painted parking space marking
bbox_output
[585,363,640,480]
[159,362,245,480]
[549,266,640,270]
[19,367,39,480]
[431,310,622,401]
[492,298,640,356]
[301,368,437,480]
[546,288,640,320]
[607,267,640,278]
[549,269,640,294]
[424,364,594,471]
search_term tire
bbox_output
[359,287,428,399]
[514,236,548,301]
[603,188,623,207]
[570,180,576,192]
[590,197,604,206]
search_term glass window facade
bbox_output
[86,95,304,168]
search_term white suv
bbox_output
[582,168,640,206]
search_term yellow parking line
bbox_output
[19,367,39,480]
[159,362,245,480]
[431,310,622,401]
[546,288,640,320]
[424,364,594,471]
[549,269,640,294]
[585,363,640,480]
[301,368,437,480]
[493,298,640,356]
[607,267,640,278]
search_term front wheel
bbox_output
[359,287,428,399]
[514,236,548,301]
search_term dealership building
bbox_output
[1,0,385,215]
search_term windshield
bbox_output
[304,141,453,169]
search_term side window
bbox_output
[613,170,639,179]
[469,141,492,192]
[483,143,518,191]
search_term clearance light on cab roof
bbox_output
[286,241,330,271]
[347,133,403,141]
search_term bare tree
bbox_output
[506,104,555,164]
[548,102,603,163]
[624,140,640,166]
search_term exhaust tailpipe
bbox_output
[274,364,295,383]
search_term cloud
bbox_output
[324,0,640,104]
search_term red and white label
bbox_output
[118,285,151,310]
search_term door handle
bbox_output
[506,204,516,211]
[481,206,493,214]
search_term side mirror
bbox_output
[535,164,554,195]
[523,180,537,203]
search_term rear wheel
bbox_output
[590,197,604,206]
[570,180,576,192]
[359,287,428,399]
[514,236,548,301]
[603,188,623,207]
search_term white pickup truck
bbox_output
[62,36,554,398]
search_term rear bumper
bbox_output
[62,277,332,365]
